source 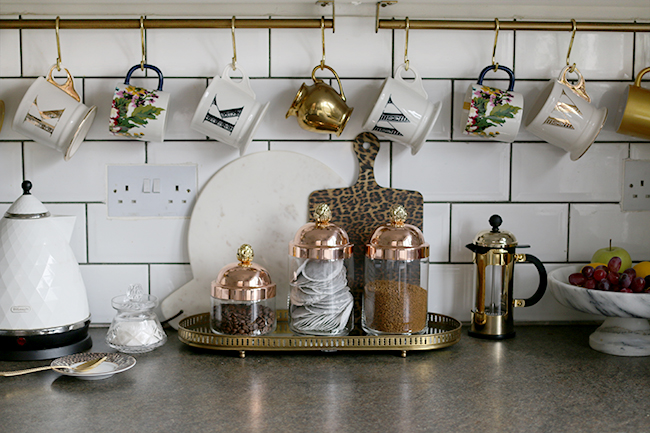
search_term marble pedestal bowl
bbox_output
[549,266,650,357]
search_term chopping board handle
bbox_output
[353,132,380,188]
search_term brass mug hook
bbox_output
[492,18,500,72]
[231,16,237,70]
[55,16,62,71]
[566,19,578,73]
[404,17,410,71]
[320,16,326,69]
[140,16,146,70]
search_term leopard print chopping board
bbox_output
[308,132,424,333]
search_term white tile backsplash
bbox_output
[0,30,21,77]
[512,142,628,202]
[451,204,569,263]
[569,204,650,263]
[392,141,510,201]
[24,141,145,202]
[515,31,633,80]
[0,142,22,201]
[87,203,190,263]
[2,19,649,323]
[80,264,149,324]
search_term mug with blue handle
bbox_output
[462,65,524,143]
[109,64,170,142]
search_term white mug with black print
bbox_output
[191,64,269,156]
[362,63,442,155]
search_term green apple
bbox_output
[591,241,632,272]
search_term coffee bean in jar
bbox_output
[210,244,277,336]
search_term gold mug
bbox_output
[616,67,650,140]
[286,64,353,136]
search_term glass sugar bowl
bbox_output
[363,205,430,336]
[106,284,167,353]
[289,203,354,336]
[211,244,277,336]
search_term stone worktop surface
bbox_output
[1,325,649,432]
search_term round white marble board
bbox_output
[161,151,347,329]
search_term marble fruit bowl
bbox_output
[549,265,650,357]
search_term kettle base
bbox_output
[0,321,92,361]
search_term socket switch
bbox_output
[621,159,650,212]
[107,164,198,218]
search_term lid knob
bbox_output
[489,214,502,233]
[313,203,332,226]
[22,180,33,195]
[237,244,254,267]
[388,204,407,227]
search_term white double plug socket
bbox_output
[107,164,198,218]
[621,159,650,212]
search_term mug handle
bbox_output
[513,253,547,308]
[634,66,650,87]
[311,64,346,102]
[46,64,80,102]
[125,64,164,91]
[558,65,590,102]
[220,63,256,99]
[477,65,516,91]
[394,63,428,98]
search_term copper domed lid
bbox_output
[366,205,429,261]
[472,214,518,248]
[289,204,353,260]
[211,244,276,301]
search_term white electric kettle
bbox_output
[0,181,91,360]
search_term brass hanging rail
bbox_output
[378,19,650,32]
[0,18,334,30]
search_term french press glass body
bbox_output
[465,215,547,339]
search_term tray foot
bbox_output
[589,317,650,357]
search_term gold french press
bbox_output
[465,215,547,339]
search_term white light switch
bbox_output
[152,178,161,193]
[143,178,151,193]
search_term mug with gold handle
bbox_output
[286,64,353,136]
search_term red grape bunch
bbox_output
[568,257,650,293]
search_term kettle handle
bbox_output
[311,64,346,102]
[514,253,547,308]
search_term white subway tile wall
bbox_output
[1,16,649,325]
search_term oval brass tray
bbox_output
[178,311,462,357]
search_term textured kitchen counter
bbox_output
[1,325,649,433]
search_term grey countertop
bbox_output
[1,325,649,433]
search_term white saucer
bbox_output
[51,352,136,380]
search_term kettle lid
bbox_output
[4,181,50,219]
[472,214,518,248]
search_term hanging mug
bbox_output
[615,67,650,140]
[363,63,442,155]
[525,65,607,161]
[190,64,269,156]
[462,65,524,143]
[12,65,97,161]
[286,64,353,136]
[109,64,170,142]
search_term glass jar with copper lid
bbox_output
[210,244,277,336]
[289,203,354,336]
[363,205,430,335]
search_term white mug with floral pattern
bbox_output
[363,63,442,155]
[462,65,524,143]
[109,64,170,142]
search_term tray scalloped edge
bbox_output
[178,311,462,354]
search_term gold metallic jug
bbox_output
[616,67,650,140]
[465,215,547,339]
[286,64,353,136]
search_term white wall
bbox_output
[1,15,649,324]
